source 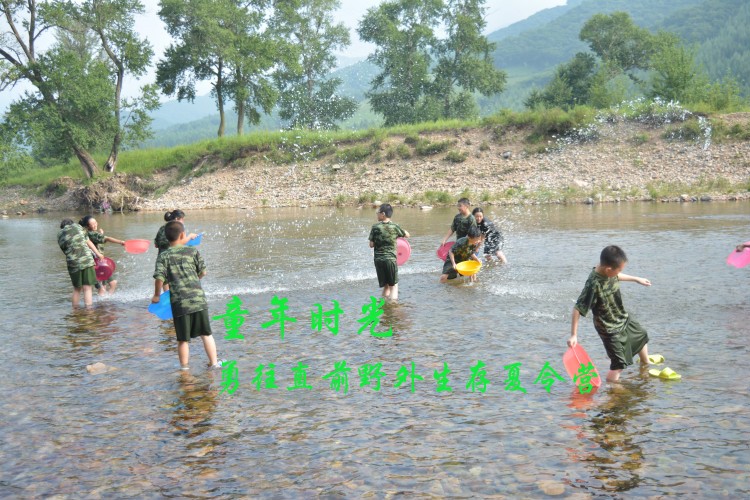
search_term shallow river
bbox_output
[1,203,749,497]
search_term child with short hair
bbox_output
[369,203,410,301]
[442,197,477,245]
[155,209,197,293]
[440,226,482,283]
[152,220,221,370]
[472,207,508,264]
[58,218,104,308]
[79,215,126,295]
[569,245,653,382]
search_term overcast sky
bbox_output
[1,0,566,111]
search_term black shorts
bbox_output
[374,259,398,287]
[173,309,212,342]
[441,259,459,280]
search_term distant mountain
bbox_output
[149,94,218,130]
[143,0,750,146]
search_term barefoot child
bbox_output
[440,226,482,283]
[58,219,104,308]
[472,207,508,264]
[152,220,221,370]
[368,203,410,301]
[568,245,654,383]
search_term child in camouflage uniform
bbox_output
[442,197,477,245]
[472,207,508,264]
[569,245,652,382]
[368,203,410,301]
[58,219,104,308]
[440,226,482,283]
[152,221,220,370]
[155,210,197,293]
[79,215,126,296]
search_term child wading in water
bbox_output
[368,203,410,301]
[155,210,197,293]
[152,221,221,370]
[440,226,482,283]
[569,245,655,382]
[79,215,126,295]
[472,207,508,264]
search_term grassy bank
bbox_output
[4,102,750,207]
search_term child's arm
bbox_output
[448,250,457,269]
[403,230,410,238]
[86,239,104,259]
[152,279,163,303]
[737,243,749,252]
[103,236,125,247]
[618,273,651,286]
[369,240,374,248]
[568,308,581,347]
[442,228,454,244]
[470,253,481,262]
[198,271,206,279]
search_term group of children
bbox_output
[61,201,745,383]
[366,198,664,383]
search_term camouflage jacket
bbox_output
[451,213,477,239]
[58,224,95,273]
[154,246,208,317]
[369,221,406,262]
[575,268,629,335]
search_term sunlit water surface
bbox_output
[1,203,748,497]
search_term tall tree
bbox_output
[358,0,442,126]
[157,0,235,137]
[53,0,157,172]
[158,0,277,137]
[271,0,356,130]
[430,0,505,120]
[648,32,704,103]
[228,1,277,135]
[1,0,101,177]
[579,12,654,83]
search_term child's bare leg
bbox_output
[637,343,650,364]
[83,285,93,306]
[178,340,190,368]
[201,335,218,366]
[439,273,449,283]
[72,287,82,308]
[108,280,118,295]
[606,369,623,382]
[390,283,399,301]
[382,284,391,298]
[97,285,106,296]
[496,250,508,264]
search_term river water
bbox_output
[1,203,748,497]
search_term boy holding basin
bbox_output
[152,221,221,370]
[568,245,653,383]
[442,197,477,244]
[368,203,410,301]
[440,226,482,283]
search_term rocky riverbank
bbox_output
[2,114,750,215]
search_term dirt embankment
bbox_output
[2,115,750,215]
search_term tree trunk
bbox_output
[105,66,124,172]
[73,145,100,179]
[237,99,245,135]
[216,59,225,137]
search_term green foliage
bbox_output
[579,12,654,81]
[424,190,453,204]
[271,0,357,130]
[430,0,506,119]
[414,139,453,156]
[157,0,278,137]
[336,144,373,163]
[445,150,469,163]
[648,32,705,103]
